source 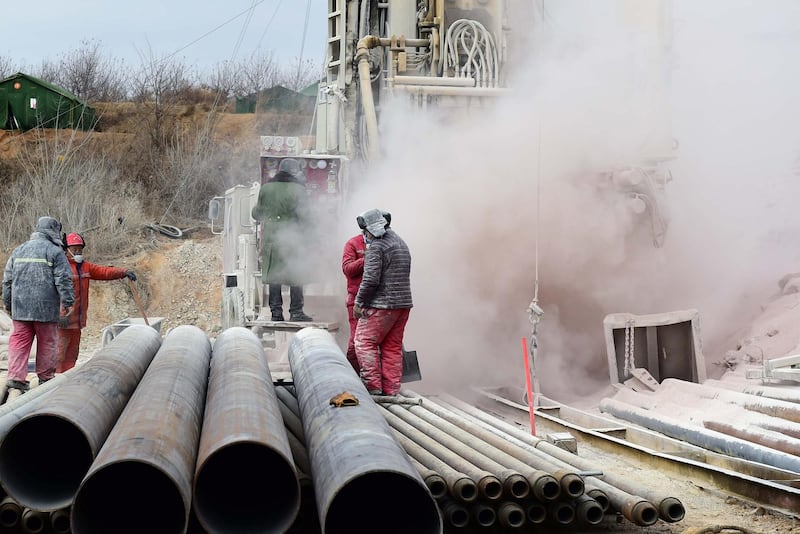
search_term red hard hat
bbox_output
[66,233,85,247]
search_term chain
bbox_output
[623,319,635,378]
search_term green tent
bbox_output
[0,72,96,131]
[234,85,316,114]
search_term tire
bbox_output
[146,223,184,239]
[221,287,245,330]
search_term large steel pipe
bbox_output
[0,326,161,510]
[660,378,800,423]
[703,420,800,456]
[287,328,441,534]
[704,379,800,404]
[71,325,211,534]
[194,327,300,534]
[600,397,800,474]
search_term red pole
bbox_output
[521,336,536,436]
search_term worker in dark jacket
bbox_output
[353,208,412,396]
[2,217,75,391]
[57,232,137,373]
[341,211,391,373]
[251,158,313,322]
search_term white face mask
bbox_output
[73,254,84,264]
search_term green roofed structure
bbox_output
[0,72,96,131]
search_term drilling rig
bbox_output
[209,0,677,334]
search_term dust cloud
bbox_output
[338,1,800,401]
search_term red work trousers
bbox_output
[354,308,410,396]
[345,304,360,373]
[57,328,82,373]
[7,320,58,382]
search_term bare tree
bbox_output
[202,59,243,105]
[35,59,60,85]
[39,40,129,102]
[130,47,194,152]
[239,50,280,96]
[0,56,18,79]
[278,57,320,91]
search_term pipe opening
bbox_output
[22,509,45,533]
[587,490,610,512]
[442,502,469,528]
[551,501,575,524]
[580,501,604,525]
[72,462,185,533]
[194,442,299,533]
[0,416,93,510]
[453,479,477,502]
[662,498,686,522]
[326,472,440,534]
[499,503,526,528]
[424,477,447,499]
[634,502,659,526]
[480,478,503,500]
[563,476,585,498]
[0,499,20,528]
[526,502,547,524]
[50,509,71,534]
[473,504,496,527]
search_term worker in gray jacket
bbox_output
[353,208,412,396]
[2,217,75,393]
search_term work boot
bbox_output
[6,379,30,392]
[289,312,313,322]
[268,284,284,321]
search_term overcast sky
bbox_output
[1,0,327,73]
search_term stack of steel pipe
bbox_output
[439,393,685,526]
[599,397,800,475]
[388,391,680,531]
[381,390,599,531]
[0,325,162,512]
[71,325,211,533]
[287,327,442,534]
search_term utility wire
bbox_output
[162,0,268,63]
[257,0,285,49]
[295,0,313,84]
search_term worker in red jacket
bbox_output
[341,211,391,374]
[56,233,137,372]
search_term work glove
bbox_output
[329,391,359,407]
[353,304,364,319]
[125,271,137,282]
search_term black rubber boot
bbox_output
[268,284,284,321]
[289,286,312,321]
